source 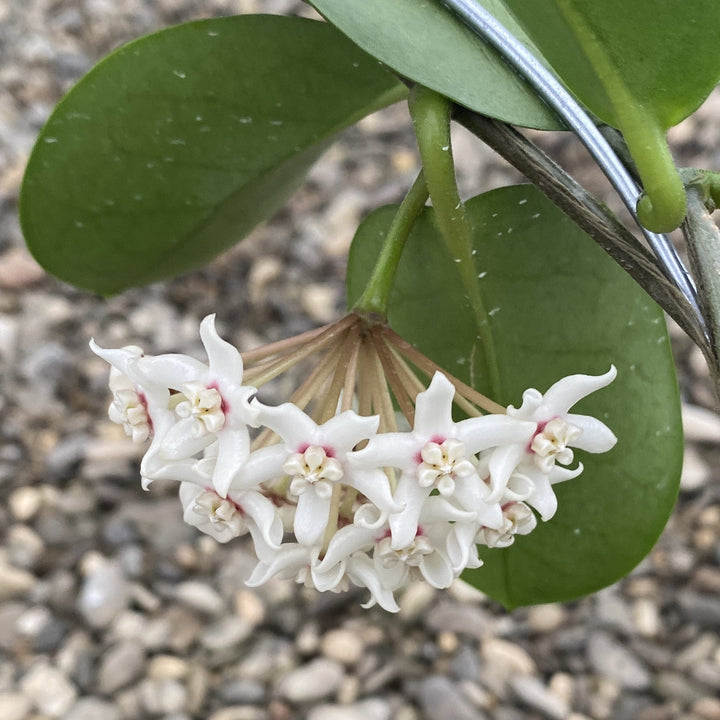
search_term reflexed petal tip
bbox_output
[538,365,617,418]
[413,371,456,437]
[200,313,245,382]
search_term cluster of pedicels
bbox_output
[91,313,617,612]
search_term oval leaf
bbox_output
[311,0,562,130]
[21,15,406,295]
[347,185,682,607]
[502,0,720,129]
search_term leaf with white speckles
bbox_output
[21,15,405,295]
[347,185,682,607]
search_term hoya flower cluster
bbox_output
[91,313,617,612]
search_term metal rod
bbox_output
[440,0,704,328]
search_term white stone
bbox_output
[138,678,188,715]
[147,655,189,680]
[320,629,365,666]
[482,638,536,677]
[8,487,42,522]
[308,699,392,720]
[77,559,129,628]
[0,692,32,720]
[681,446,711,491]
[20,662,77,718]
[527,604,566,633]
[511,675,569,720]
[633,598,661,637]
[0,563,36,601]
[175,581,225,615]
[683,404,720,443]
[277,659,345,703]
[6,524,44,569]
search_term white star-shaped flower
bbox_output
[484,367,618,518]
[349,372,536,548]
[234,402,396,546]
[129,314,259,497]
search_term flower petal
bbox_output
[538,366,617,418]
[246,544,310,586]
[346,553,400,613]
[389,472,430,549]
[294,489,331,546]
[525,472,558,521]
[456,415,536,454]
[319,410,379,452]
[233,489,283,548]
[160,417,212,459]
[319,523,378,571]
[200,314,244,382]
[419,550,454,588]
[348,432,418,472]
[565,413,618,453]
[233,444,287,490]
[134,354,208,391]
[211,426,251,498]
[486,443,526,504]
[413,372,455,438]
[345,468,402,515]
[253,400,318,451]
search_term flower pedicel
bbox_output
[91,313,617,612]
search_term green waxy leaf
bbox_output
[310,0,562,130]
[21,15,406,295]
[347,185,682,607]
[501,0,720,232]
[502,0,720,129]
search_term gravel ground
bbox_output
[3,2,720,720]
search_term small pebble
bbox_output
[77,559,129,628]
[276,659,344,703]
[0,692,32,720]
[97,640,146,694]
[175,581,225,616]
[8,487,42,522]
[20,661,77,718]
[320,629,365,666]
[587,632,651,690]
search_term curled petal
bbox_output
[348,432,417,472]
[389,473,430,550]
[246,544,312,586]
[320,411,380,453]
[294,489,331,546]
[537,366,617,418]
[456,415,536,455]
[312,557,348,592]
[233,490,284,549]
[548,461,584,485]
[346,468,403,517]
[210,427,251,498]
[413,372,455,438]
[524,472,558,521]
[486,443,526,504]
[253,401,318,451]
[200,314,244,384]
[159,417,213,460]
[346,553,400,613]
[233,444,287,491]
[318,523,378,572]
[419,549,454,589]
[565,413,618,453]
[133,354,208,391]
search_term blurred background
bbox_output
[2,2,720,719]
